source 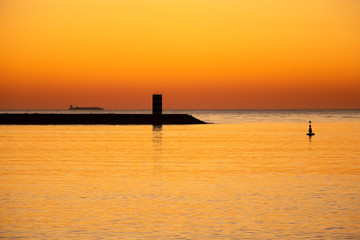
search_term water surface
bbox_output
[1,110,359,239]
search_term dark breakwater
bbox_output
[0,114,207,125]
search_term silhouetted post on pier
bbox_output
[153,93,162,125]
[152,94,162,115]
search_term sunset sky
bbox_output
[1,0,359,109]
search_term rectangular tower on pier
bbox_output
[152,94,162,115]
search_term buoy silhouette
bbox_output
[306,121,315,136]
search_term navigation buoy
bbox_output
[306,121,315,136]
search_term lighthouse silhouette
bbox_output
[152,93,162,115]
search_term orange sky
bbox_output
[1,0,359,109]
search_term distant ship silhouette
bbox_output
[69,105,104,110]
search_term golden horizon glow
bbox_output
[1,0,360,109]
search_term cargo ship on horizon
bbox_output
[69,105,104,110]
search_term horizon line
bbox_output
[1,108,360,111]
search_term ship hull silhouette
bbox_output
[69,105,104,110]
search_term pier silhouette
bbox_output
[0,94,207,125]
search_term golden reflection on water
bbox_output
[0,123,359,239]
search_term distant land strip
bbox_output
[0,114,207,125]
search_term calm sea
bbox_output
[1,110,359,239]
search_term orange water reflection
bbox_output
[0,123,359,239]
